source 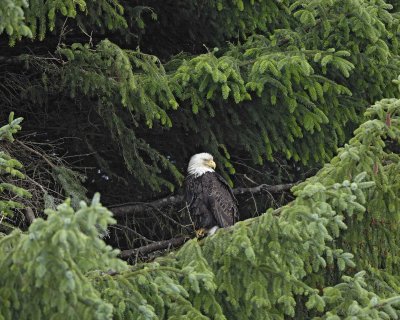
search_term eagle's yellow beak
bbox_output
[207,159,216,169]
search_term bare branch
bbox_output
[233,183,295,195]
[110,195,184,217]
[119,236,188,258]
[0,56,24,64]
[15,140,56,168]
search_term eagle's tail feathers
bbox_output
[208,226,219,236]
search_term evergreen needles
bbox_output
[0,93,399,319]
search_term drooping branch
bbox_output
[110,182,296,217]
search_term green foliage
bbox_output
[173,51,250,109]
[0,0,32,42]
[57,39,183,190]
[58,40,178,128]
[289,0,400,102]
[83,96,399,319]
[295,95,400,273]
[2,88,398,319]
[316,271,400,320]
[1,2,400,317]
[37,0,396,190]
[0,113,22,143]
[0,113,31,218]
[0,194,128,320]
[2,0,400,192]
[53,165,88,209]
[209,0,288,40]
[137,0,292,52]
[54,37,357,187]
[1,0,126,45]
[88,86,400,319]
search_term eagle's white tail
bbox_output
[208,226,219,236]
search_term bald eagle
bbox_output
[185,153,238,237]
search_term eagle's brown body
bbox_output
[185,171,238,232]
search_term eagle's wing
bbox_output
[203,172,238,227]
[184,174,196,208]
[184,174,208,217]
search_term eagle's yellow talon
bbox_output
[196,228,206,238]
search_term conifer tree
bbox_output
[0,113,31,232]
[1,87,399,319]
[1,0,399,197]
[1,1,400,318]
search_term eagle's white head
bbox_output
[187,152,216,177]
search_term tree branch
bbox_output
[0,56,24,64]
[24,207,36,224]
[233,183,295,195]
[110,182,296,217]
[119,207,285,259]
[110,195,184,217]
[15,139,56,168]
[119,236,188,258]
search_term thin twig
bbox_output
[15,140,56,168]
[112,224,155,243]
